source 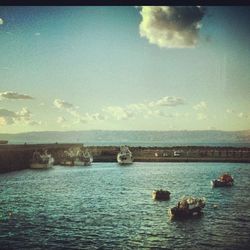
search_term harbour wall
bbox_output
[0,143,82,173]
[0,144,250,173]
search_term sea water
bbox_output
[0,162,249,249]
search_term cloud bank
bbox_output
[103,106,134,121]
[0,109,18,125]
[0,91,33,100]
[103,96,185,121]
[0,107,40,126]
[139,6,205,48]
[54,98,105,125]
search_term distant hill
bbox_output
[1,130,250,147]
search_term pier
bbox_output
[0,144,250,173]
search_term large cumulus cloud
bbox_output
[0,107,40,126]
[139,6,205,48]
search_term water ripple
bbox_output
[0,162,250,249]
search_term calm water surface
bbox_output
[0,163,250,249]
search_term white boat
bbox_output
[74,148,93,166]
[117,146,133,165]
[30,150,54,169]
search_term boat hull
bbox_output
[74,157,93,166]
[74,161,92,166]
[169,206,203,219]
[60,160,74,166]
[211,180,233,187]
[117,154,133,165]
[30,163,53,169]
[152,190,170,201]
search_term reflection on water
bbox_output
[0,163,250,249]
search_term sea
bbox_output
[0,162,250,249]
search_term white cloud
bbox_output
[54,99,74,109]
[0,117,6,126]
[17,107,31,119]
[139,6,205,48]
[57,116,66,124]
[83,112,106,121]
[197,112,207,120]
[238,112,243,118]
[149,96,185,107]
[147,109,175,118]
[0,18,3,25]
[102,96,185,121]
[54,99,106,125]
[0,109,17,125]
[238,112,248,119]
[67,109,81,118]
[0,109,17,117]
[127,103,149,112]
[103,106,135,120]
[34,32,41,36]
[0,107,40,127]
[0,91,33,100]
[226,109,234,114]
[16,107,41,126]
[73,117,88,124]
[53,95,186,124]
[226,110,248,119]
[193,101,207,110]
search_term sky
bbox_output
[0,6,249,133]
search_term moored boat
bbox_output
[169,196,206,219]
[74,148,93,166]
[211,173,234,187]
[62,146,93,166]
[30,150,54,169]
[152,189,171,201]
[117,146,133,165]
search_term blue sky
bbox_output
[0,6,249,133]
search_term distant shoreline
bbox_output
[0,143,250,173]
[1,129,249,148]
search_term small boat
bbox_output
[30,150,54,169]
[211,173,234,187]
[152,189,171,201]
[74,148,93,166]
[61,149,75,166]
[117,146,133,165]
[169,196,206,219]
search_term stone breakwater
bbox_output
[0,144,250,173]
[0,144,82,173]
